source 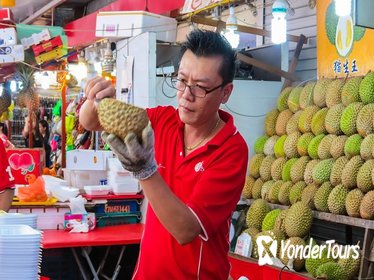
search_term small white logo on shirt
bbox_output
[194,161,205,172]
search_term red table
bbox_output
[42,224,144,280]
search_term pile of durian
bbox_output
[243,72,374,219]
[242,198,360,279]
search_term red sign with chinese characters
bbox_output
[6,148,45,184]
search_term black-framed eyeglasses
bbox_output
[169,77,225,98]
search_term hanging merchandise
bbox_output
[0,27,24,64]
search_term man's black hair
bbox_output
[0,122,7,136]
[179,29,237,84]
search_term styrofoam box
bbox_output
[84,185,112,196]
[107,158,125,172]
[110,176,139,195]
[63,168,107,190]
[95,11,177,43]
[66,150,114,171]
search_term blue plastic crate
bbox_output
[90,199,141,214]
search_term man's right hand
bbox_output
[79,76,116,131]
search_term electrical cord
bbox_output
[223,103,268,118]
[279,265,290,280]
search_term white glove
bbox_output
[102,125,157,180]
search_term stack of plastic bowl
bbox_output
[0,213,38,229]
[0,225,42,279]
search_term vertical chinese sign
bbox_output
[317,0,374,78]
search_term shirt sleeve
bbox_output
[187,136,249,239]
[0,141,15,191]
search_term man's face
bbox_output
[176,50,232,126]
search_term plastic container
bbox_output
[95,212,141,227]
[52,186,80,202]
[63,169,107,190]
[84,185,112,196]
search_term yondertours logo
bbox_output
[256,237,360,266]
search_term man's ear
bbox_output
[221,83,233,104]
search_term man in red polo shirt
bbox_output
[80,29,248,279]
[0,139,15,212]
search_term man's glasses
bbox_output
[169,77,225,98]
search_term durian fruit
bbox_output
[290,156,310,183]
[341,155,364,189]
[330,135,348,159]
[338,250,361,279]
[360,134,374,160]
[246,199,271,230]
[304,159,321,184]
[340,102,364,136]
[248,154,265,178]
[305,246,335,277]
[315,262,348,280]
[356,103,374,136]
[346,188,364,217]
[318,134,336,159]
[359,71,374,104]
[328,184,349,215]
[254,135,269,154]
[252,178,264,199]
[313,78,331,107]
[282,158,298,181]
[286,110,302,134]
[330,156,349,186]
[274,209,288,234]
[275,109,293,136]
[360,190,374,219]
[289,181,307,205]
[357,159,374,193]
[284,131,301,158]
[325,103,345,135]
[298,105,320,133]
[297,132,314,157]
[311,107,328,135]
[278,181,293,205]
[314,182,334,212]
[267,180,283,203]
[301,183,319,209]
[273,135,287,158]
[259,155,276,181]
[263,135,279,156]
[287,86,303,113]
[0,88,11,115]
[313,158,335,185]
[341,76,362,106]
[271,157,287,181]
[277,87,293,111]
[98,98,149,140]
[308,134,325,159]
[325,78,344,108]
[261,180,275,201]
[299,81,316,110]
[344,134,363,159]
[284,201,313,238]
[262,209,281,231]
[242,176,255,199]
[265,109,280,136]
[279,237,306,271]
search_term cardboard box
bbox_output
[95,11,177,43]
[0,45,24,63]
[0,8,14,24]
[0,27,16,46]
[6,148,45,185]
[66,150,113,171]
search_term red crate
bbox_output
[32,36,63,56]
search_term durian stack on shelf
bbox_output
[238,73,374,279]
[243,72,374,220]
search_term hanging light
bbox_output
[223,6,240,48]
[271,0,288,44]
[335,0,351,17]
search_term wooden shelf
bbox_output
[245,199,374,230]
